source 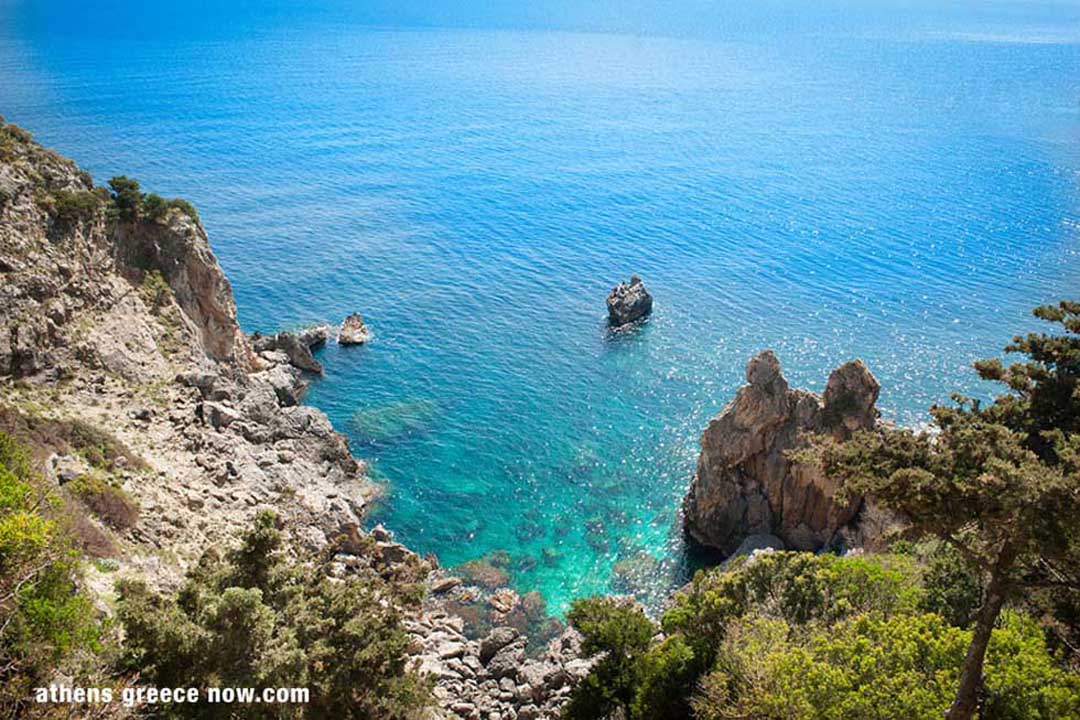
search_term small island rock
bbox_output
[338,313,371,345]
[606,275,653,326]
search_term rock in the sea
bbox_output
[338,313,371,345]
[606,275,653,326]
[683,350,880,555]
[297,324,330,349]
[250,331,323,375]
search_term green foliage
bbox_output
[108,175,142,222]
[0,431,103,716]
[916,540,984,628]
[563,597,655,719]
[983,612,1080,719]
[140,269,173,312]
[0,122,33,161]
[167,197,200,222]
[796,300,1080,718]
[66,472,139,531]
[629,635,699,720]
[107,175,199,224]
[693,611,1080,720]
[118,510,430,719]
[663,551,923,668]
[50,189,102,228]
[143,192,168,221]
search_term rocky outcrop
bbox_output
[251,330,323,375]
[683,351,880,555]
[111,212,252,369]
[297,324,330,349]
[409,615,593,719]
[606,275,653,326]
[338,312,371,345]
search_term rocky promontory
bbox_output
[683,350,881,555]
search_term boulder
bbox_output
[338,313,371,345]
[250,331,323,375]
[486,638,527,680]
[50,454,90,484]
[297,324,330,349]
[606,275,653,326]
[199,401,243,430]
[480,627,520,665]
[683,351,880,555]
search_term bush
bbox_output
[108,176,142,222]
[565,551,1078,720]
[117,511,431,719]
[51,189,101,228]
[140,270,173,311]
[692,611,1080,720]
[143,192,168,221]
[0,431,103,716]
[562,597,655,720]
[661,551,923,669]
[106,175,199,225]
[66,473,139,531]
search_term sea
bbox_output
[1,0,1078,611]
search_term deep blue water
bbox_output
[2,1,1079,611]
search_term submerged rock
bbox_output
[683,350,880,555]
[338,312,371,345]
[349,399,439,445]
[606,274,653,326]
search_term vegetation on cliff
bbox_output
[0,430,110,717]
[566,302,1080,720]
[117,511,431,719]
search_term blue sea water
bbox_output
[2,1,1079,611]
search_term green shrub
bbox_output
[662,551,923,670]
[106,175,199,225]
[562,597,655,720]
[140,269,173,311]
[143,192,168,221]
[108,176,142,222]
[117,511,430,719]
[0,431,103,716]
[692,611,1080,720]
[66,473,139,531]
[50,189,101,228]
[167,197,199,222]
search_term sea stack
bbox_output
[338,312,372,345]
[606,275,653,326]
[683,350,881,555]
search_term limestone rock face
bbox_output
[606,275,653,326]
[111,212,252,369]
[337,312,371,345]
[683,351,880,554]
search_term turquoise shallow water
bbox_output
[2,1,1079,611]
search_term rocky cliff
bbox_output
[0,121,585,718]
[683,350,881,555]
[0,122,369,572]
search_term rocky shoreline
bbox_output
[0,125,586,718]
